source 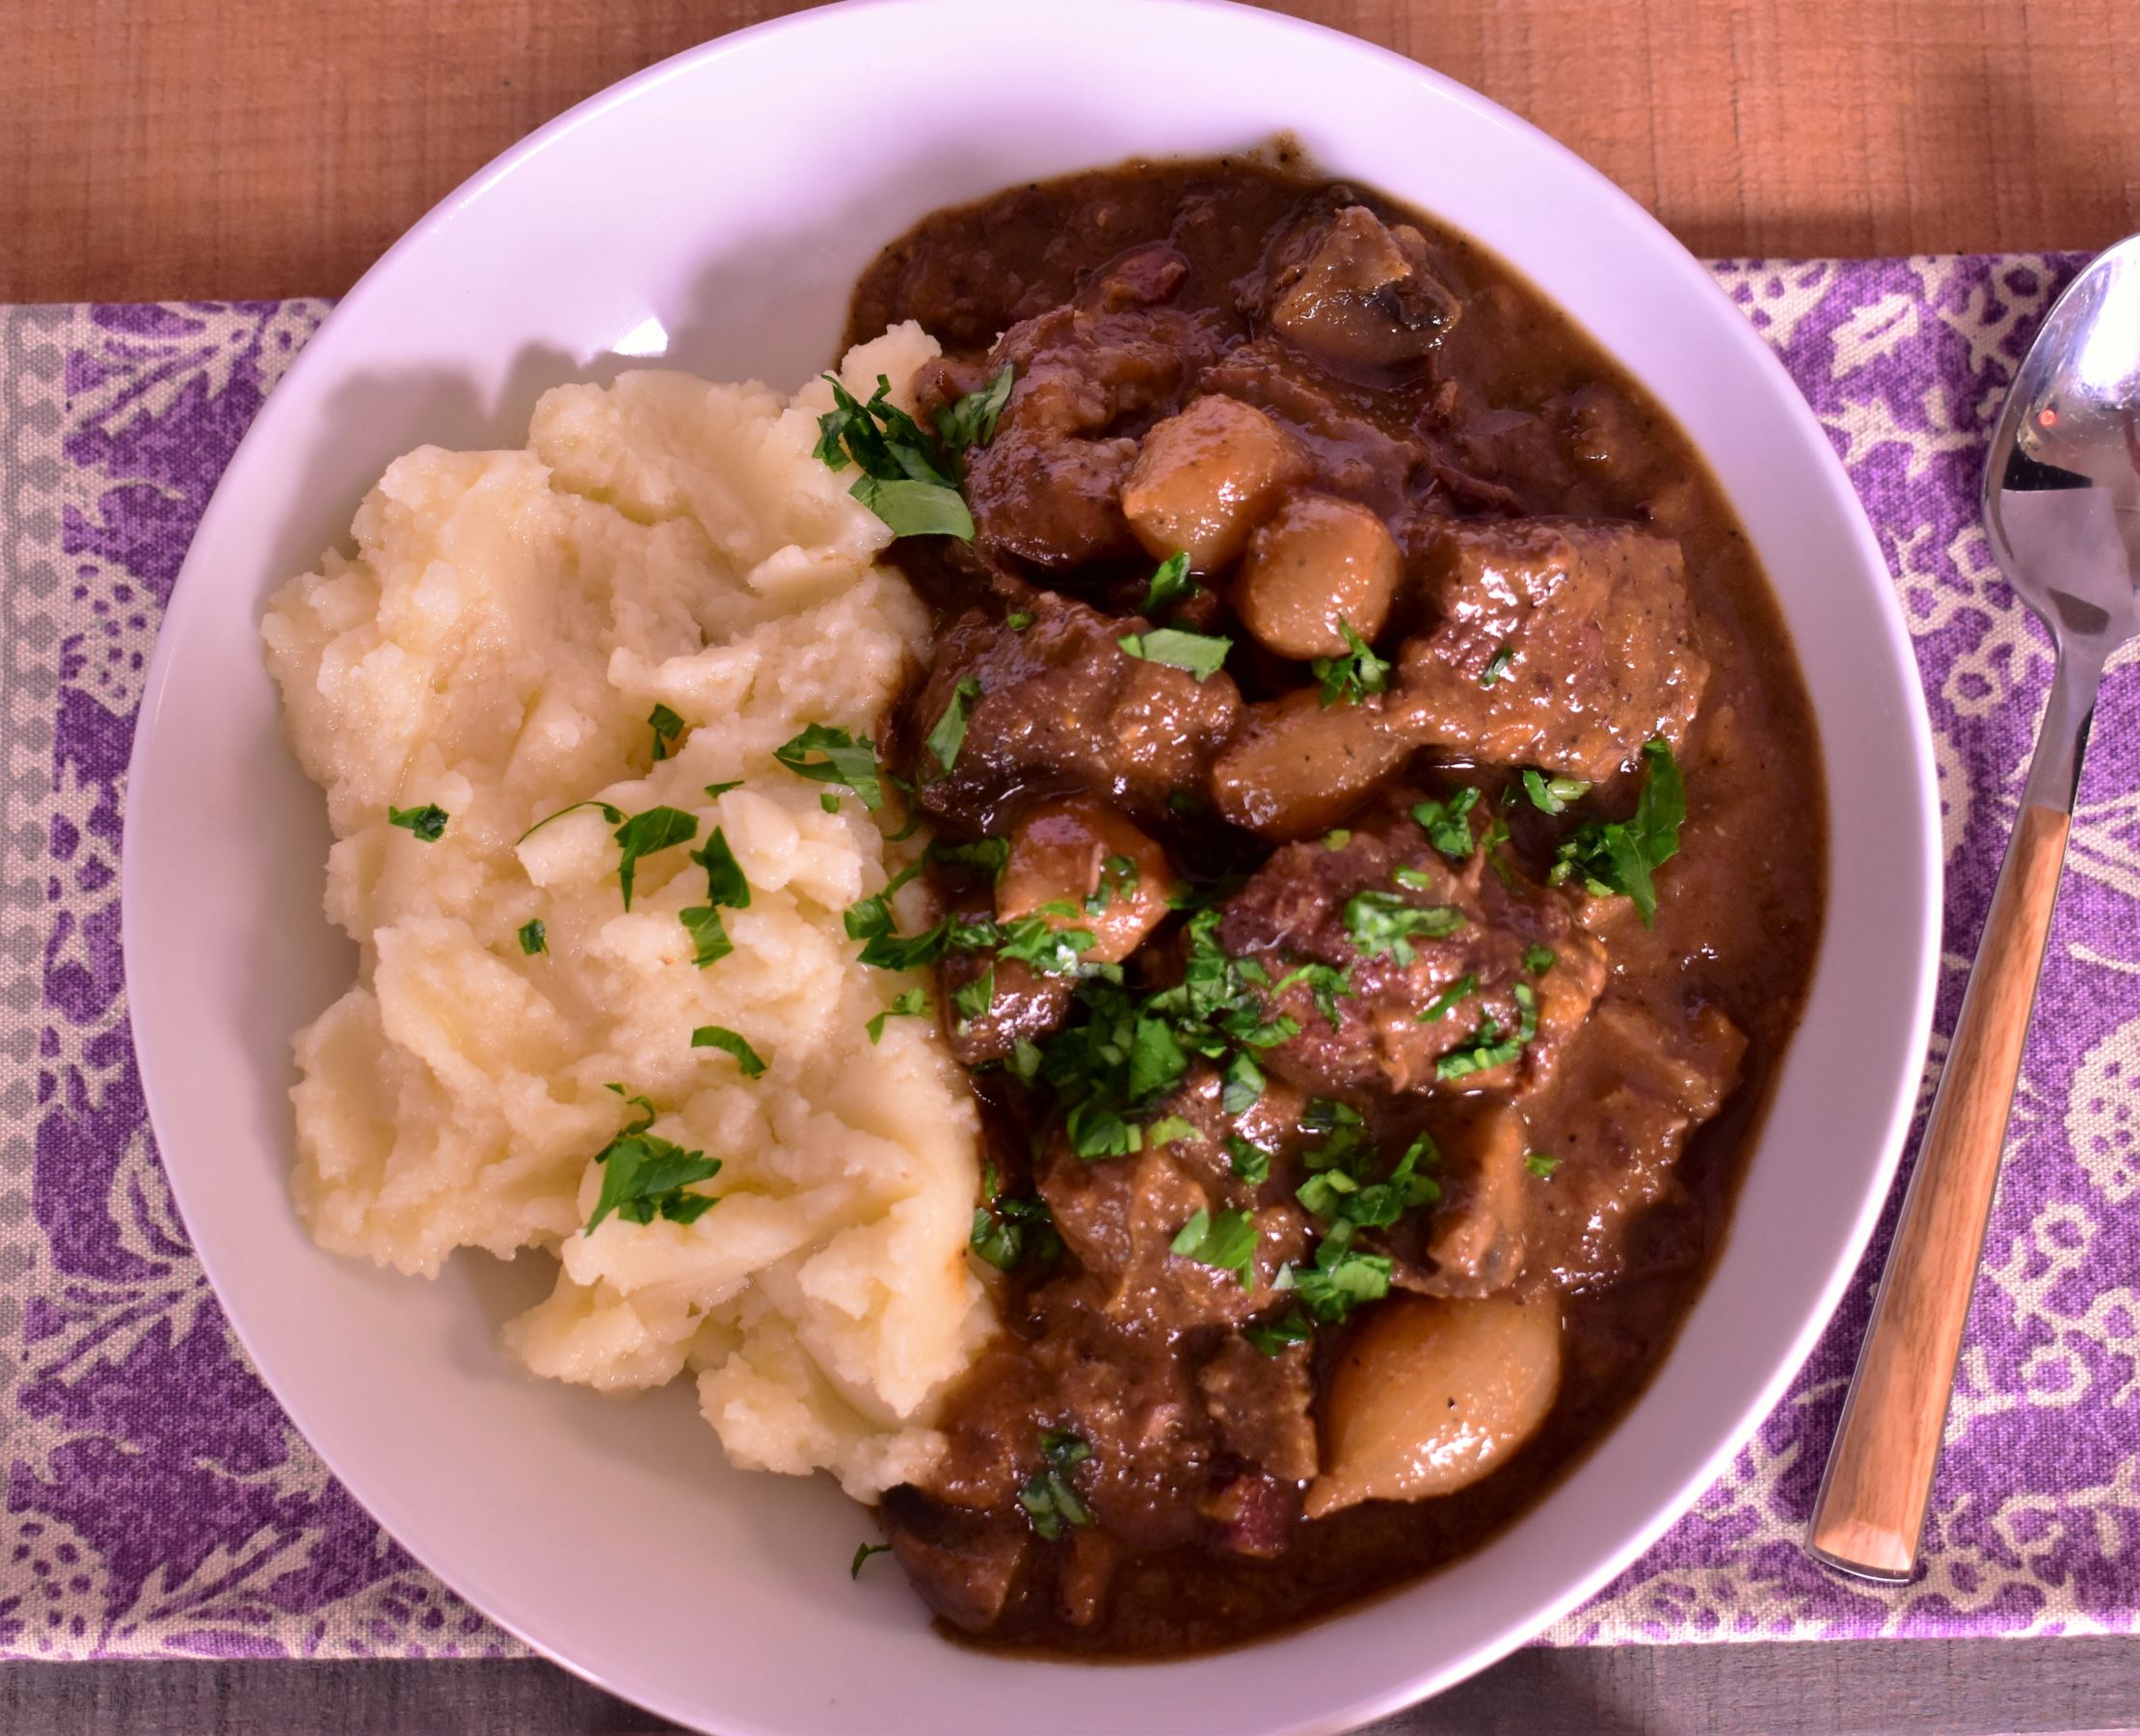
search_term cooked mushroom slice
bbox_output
[1236,492,1404,660]
[1121,395,1311,573]
[1304,1295,1561,1516]
[997,794,1177,964]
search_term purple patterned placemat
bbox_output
[2,253,2134,1662]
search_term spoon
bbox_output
[1806,236,2140,1582]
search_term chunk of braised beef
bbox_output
[1391,517,1709,782]
[879,1483,1032,1634]
[1217,796,1606,1098]
[1522,998,1747,1291]
[911,594,1242,831]
[962,243,1226,569]
[1196,1333,1318,1483]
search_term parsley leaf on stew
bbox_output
[1005,610,1036,632]
[1342,890,1466,966]
[1548,737,1685,925]
[1526,1151,1561,1179]
[1521,768,1591,815]
[1220,1050,1266,1115]
[1086,853,1139,915]
[1279,1242,1394,1322]
[648,704,686,762]
[773,724,886,811]
[1435,981,1539,1081]
[866,987,930,1044]
[850,1542,892,1579]
[610,806,699,910]
[1244,1310,1313,1356]
[1146,1114,1198,1148]
[1480,644,1516,687]
[1272,960,1352,1029]
[814,373,974,540]
[1524,943,1557,975]
[1411,788,1481,860]
[1170,1207,1259,1288]
[1019,1429,1093,1540]
[1141,551,1196,614]
[928,836,1010,881]
[1416,973,1478,1022]
[388,803,448,842]
[924,677,982,774]
[1116,628,1231,682]
[704,780,743,800]
[970,1163,1063,1272]
[1310,620,1391,708]
[934,362,1016,452]
[952,966,997,1027]
[584,1087,721,1233]
[1227,1135,1272,1185]
[518,919,548,956]
[691,1026,766,1078]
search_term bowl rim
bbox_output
[120,0,1941,1728]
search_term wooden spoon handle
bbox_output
[1806,802,2072,1580]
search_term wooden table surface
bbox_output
[5,0,2139,304]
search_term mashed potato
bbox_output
[260,325,996,1500]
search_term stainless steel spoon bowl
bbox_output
[1806,236,2140,1581]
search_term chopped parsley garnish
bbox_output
[1524,943,1557,975]
[1116,627,1231,682]
[388,803,449,841]
[1310,619,1391,708]
[692,829,750,909]
[813,372,975,540]
[1272,959,1352,1029]
[850,1542,892,1579]
[1244,1310,1313,1356]
[1342,891,1466,965]
[1417,973,1478,1022]
[1436,981,1538,1081]
[1227,1135,1272,1185]
[1526,1151,1562,1180]
[584,1086,721,1233]
[648,703,686,762]
[977,910,1100,976]
[1127,1015,1189,1102]
[518,919,547,956]
[679,826,749,966]
[704,780,743,800]
[1280,1243,1395,1322]
[691,1026,766,1078]
[1019,1429,1093,1540]
[679,905,734,967]
[1324,829,1352,851]
[1004,610,1036,632]
[933,361,1015,452]
[1480,643,1516,687]
[1221,1049,1268,1115]
[1010,1037,1042,1083]
[773,723,886,812]
[858,918,952,972]
[970,1162,1062,1271]
[1086,853,1139,915]
[1522,768,1591,815]
[607,806,699,910]
[1548,737,1685,926]
[952,966,997,1027]
[924,677,982,774]
[1147,1114,1198,1148]
[928,836,1010,881]
[1170,1206,1259,1288]
[1412,788,1481,860]
[1141,551,1196,614]
[821,792,842,814]
[866,987,929,1044]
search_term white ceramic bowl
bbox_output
[121,2,1939,1730]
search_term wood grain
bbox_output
[3,0,2138,303]
[1807,802,2073,1582]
